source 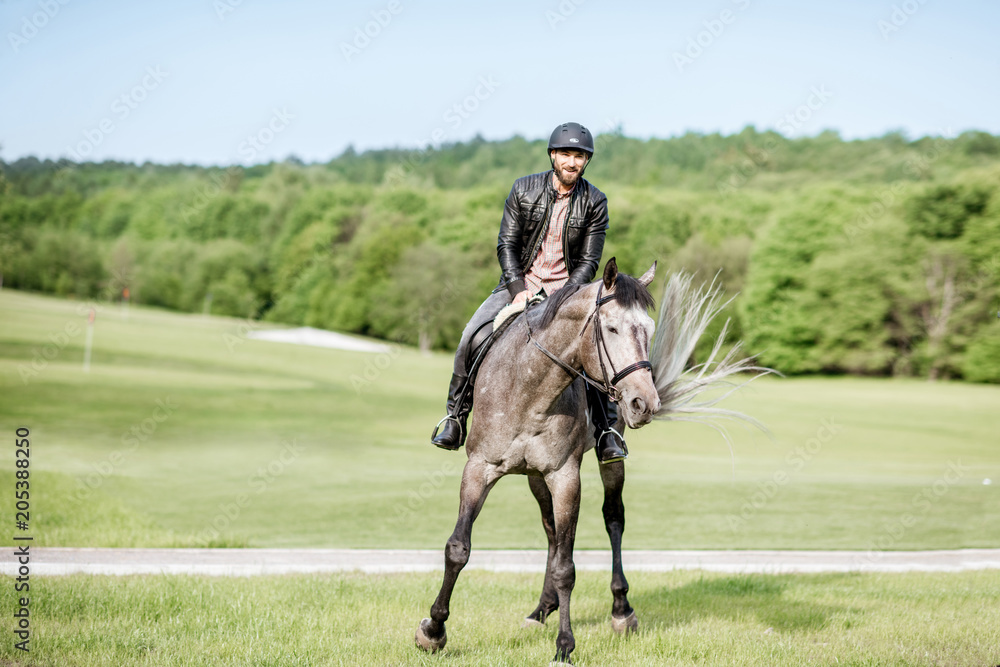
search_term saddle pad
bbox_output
[493,300,526,333]
[467,295,545,383]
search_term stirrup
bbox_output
[597,426,628,464]
[431,415,464,441]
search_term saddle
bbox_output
[457,294,545,411]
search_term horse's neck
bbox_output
[512,287,594,410]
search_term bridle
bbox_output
[525,282,652,403]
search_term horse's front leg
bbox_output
[524,475,559,626]
[599,458,638,633]
[545,463,581,664]
[415,458,497,653]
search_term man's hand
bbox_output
[511,290,531,307]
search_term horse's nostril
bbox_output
[631,397,646,414]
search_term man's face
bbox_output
[550,149,589,188]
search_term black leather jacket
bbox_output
[495,170,609,298]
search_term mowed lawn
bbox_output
[0,289,998,551]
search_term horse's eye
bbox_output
[607,326,618,335]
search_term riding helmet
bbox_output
[548,122,594,157]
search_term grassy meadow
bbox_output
[2,289,1000,667]
[0,288,998,551]
[1,569,999,666]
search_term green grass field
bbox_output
[2,290,1000,666]
[2,570,999,666]
[0,289,998,550]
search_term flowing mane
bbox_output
[535,273,655,330]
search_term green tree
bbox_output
[370,242,485,351]
[963,325,1000,383]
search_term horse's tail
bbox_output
[649,272,777,443]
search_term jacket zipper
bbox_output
[525,197,552,272]
[523,174,580,282]
[562,187,579,277]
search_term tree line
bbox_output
[1,128,998,382]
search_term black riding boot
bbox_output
[587,383,627,464]
[431,373,472,451]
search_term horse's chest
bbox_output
[477,416,585,475]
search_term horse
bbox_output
[415,258,770,664]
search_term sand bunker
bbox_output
[247,326,392,353]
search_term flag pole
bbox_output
[83,308,95,373]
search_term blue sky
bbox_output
[2,0,997,165]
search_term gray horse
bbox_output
[416,258,770,664]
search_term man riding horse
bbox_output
[431,121,628,464]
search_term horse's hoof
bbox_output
[550,650,574,665]
[521,617,545,629]
[611,610,638,634]
[415,618,446,653]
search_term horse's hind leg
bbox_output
[415,459,497,653]
[524,475,559,626]
[600,459,638,633]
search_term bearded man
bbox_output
[431,122,628,464]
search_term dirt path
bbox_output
[4,548,999,576]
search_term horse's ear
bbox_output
[603,257,618,290]
[638,261,656,287]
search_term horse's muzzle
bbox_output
[621,383,660,428]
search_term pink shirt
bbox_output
[523,182,573,296]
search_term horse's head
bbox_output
[584,258,661,429]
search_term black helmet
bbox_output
[548,122,594,157]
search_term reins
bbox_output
[524,282,652,402]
